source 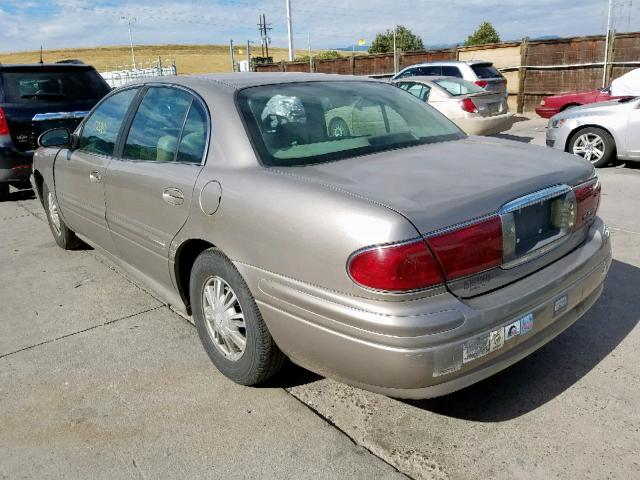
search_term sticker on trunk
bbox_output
[463,334,490,364]
[505,320,521,340]
[520,313,534,334]
[554,294,568,316]
[489,329,505,352]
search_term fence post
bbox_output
[604,31,616,87]
[350,54,356,75]
[517,37,528,114]
[280,60,285,72]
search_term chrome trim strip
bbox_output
[499,184,572,214]
[32,111,90,121]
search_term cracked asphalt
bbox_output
[1,117,639,479]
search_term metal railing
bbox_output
[100,58,177,88]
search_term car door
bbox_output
[104,85,209,291]
[625,100,640,158]
[54,86,140,252]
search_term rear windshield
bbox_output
[470,64,502,79]
[435,78,485,96]
[237,81,464,167]
[1,68,111,103]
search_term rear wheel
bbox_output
[43,183,81,249]
[0,183,8,201]
[568,127,615,168]
[190,248,286,385]
[329,118,350,138]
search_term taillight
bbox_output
[0,108,9,135]
[348,239,444,291]
[460,98,478,113]
[474,80,489,88]
[574,179,601,229]
[427,216,503,280]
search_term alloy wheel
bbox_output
[47,191,62,236]
[572,133,605,164]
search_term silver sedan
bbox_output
[546,96,640,167]
[32,74,610,399]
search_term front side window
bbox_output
[123,87,192,162]
[416,66,441,76]
[78,87,139,156]
[435,78,485,96]
[237,81,463,167]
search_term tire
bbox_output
[568,127,615,168]
[0,183,8,202]
[190,248,286,385]
[42,183,82,250]
[328,118,350,138]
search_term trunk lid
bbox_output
[278,137,596,296]
[465,92,507,117]
[2,102,92,151]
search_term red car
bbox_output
[535,87,629,118]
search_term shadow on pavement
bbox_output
[491,133,535,143]
[0,188,35,202]
[404,259,639,421]
[260,362,322,389]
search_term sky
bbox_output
[0,0,639,53]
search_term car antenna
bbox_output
[39,46,44,64]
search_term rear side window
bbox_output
[416,66,441,76]
[123,87,193,162]
[176,101,208,164]
[441,66,463,78]
[471,64,502,79]
[78,88,139,156]
[1,68,111,103]
[401,83,431,101]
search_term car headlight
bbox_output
[550,118,567,128]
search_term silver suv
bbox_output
[392,60,507,97]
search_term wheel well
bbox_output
[560,103,580,111]
[32,170,44,206]
[564,124,616,153]
[174,239,216,314]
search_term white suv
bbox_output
[392,61,507,97]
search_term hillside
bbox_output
[0,44,325,74]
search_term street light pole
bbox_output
[127,17,137,70]
[602,0,615,87]
[286,0,294,61]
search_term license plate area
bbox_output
[501,185,576,269]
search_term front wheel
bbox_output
[43,183,82,249]
[190,248,286,385]
[568,127,615,168]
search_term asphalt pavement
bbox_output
[1,117,638,479]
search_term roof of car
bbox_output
[134,72,380,91]
[400,60,492,69]
[0,63,95,71]
[393,75,459,83]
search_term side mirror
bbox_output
[38,128,71,148]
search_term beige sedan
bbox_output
[393,76,514,135]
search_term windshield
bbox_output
[435,78,485,96]
[237,81,464,167]
[1,68,111,103]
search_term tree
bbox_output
[295,50,342,63]
[369,25,424,54]
[464,21,501,46]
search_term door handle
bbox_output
[162,188,184,206]
[89,171,102,183]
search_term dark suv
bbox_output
[0,63,111,200]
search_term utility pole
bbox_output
[121,16,137,70]
[286,0,294,61]
[603,0,615,87]
[308,32,312,72]
[393,24,398,74]
[229,39,235,72]
[247,40,251,70]
[257,14,271,59]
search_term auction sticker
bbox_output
[489,329,505,352]
[463,334,490,364]
[505,320,521,340]
[520,313,534,334]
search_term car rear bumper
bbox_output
[535,106,560,118]
[0,141,34,182]
[456,113,514,136]
[238,218,611,399]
